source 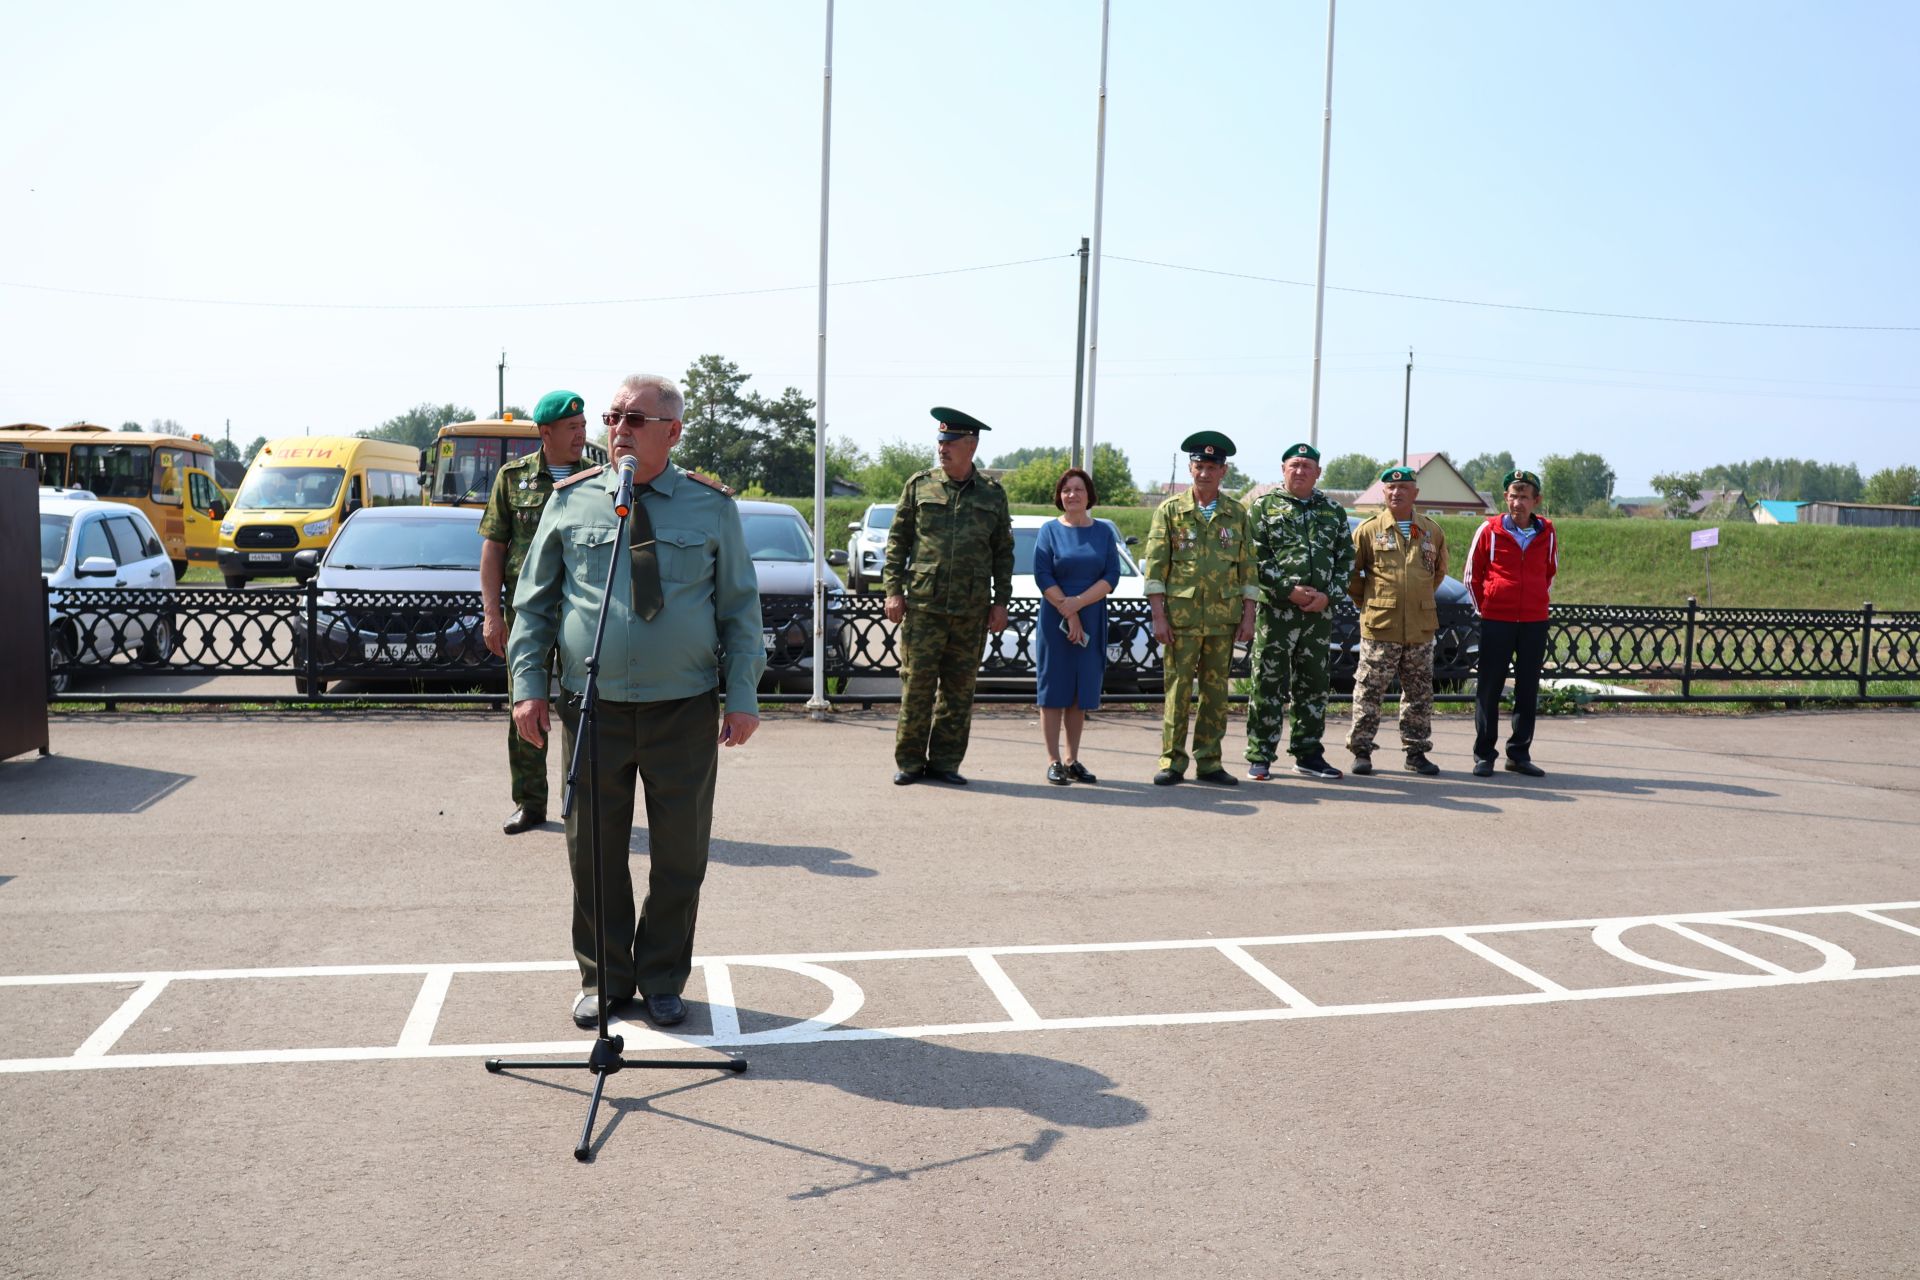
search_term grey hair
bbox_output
[618,374,684,420]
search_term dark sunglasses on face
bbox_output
[602,410,677,428]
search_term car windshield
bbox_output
[325,518,482,570]
[866,507,895,531]
[1012,522,1139,577]
[742,513,814,563]
[40,514,71,573]
[235,466,345,511]
[432,435,539,504]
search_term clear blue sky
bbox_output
[5,0,1915,494]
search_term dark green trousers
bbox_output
[895,607,989,772]
[505,604,553,810]
[557,688,718,1000]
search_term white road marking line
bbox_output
[1215,944,1318,1008]
[703,962,741,1041]
[72,978,169,1058]
[1853,908,1920,939]
[966,951,1043,1026]
[396,968,454,1049]
[1659,922,1794,977]
[1443,931,1569,994]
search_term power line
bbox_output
[1104,254,1920,333]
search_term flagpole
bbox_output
[1306,0,1336,451]
[808,0,834,719]
[1083,0,1111,466]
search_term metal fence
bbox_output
[39,581,1920,707]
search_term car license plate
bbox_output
[365,642,433,662]
[247,552,281,562]
[762,628,777,653]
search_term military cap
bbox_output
[532,389,586,426]
[1281,442,1321,463]
[930,406,992,442]
[1502,468,1543,494]
[1378,465,1418,483]
[1181,430,1236,463]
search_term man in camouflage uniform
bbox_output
[480,389,588,834]
[1246,441,1353,781]
[1346,465,1448,776]
[883,406,1014,786]
[1144,431,1257,786]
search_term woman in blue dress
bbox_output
[1033,467,1122,784]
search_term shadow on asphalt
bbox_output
[491,1017,1146,1183]
[0,754,192,815]
[621,832,877,878]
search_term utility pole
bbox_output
[1400,347,1413,465]
[1083,0,1110,461]
[1305,0,1337,450]
[497,350,506,418]
[1070,237,1091,470]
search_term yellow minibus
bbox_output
[219,436,422,586]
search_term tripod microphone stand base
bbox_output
[487,1035,749,1162]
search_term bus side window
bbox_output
[346,475,364,512]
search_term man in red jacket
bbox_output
[1461,469,1556,777]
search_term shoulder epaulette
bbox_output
[554,465,603,490]
[685,471,735,497]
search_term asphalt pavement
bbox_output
[2,704,1917,1278]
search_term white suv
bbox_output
[40,492,178,693]
[843,503,894,593]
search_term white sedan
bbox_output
[41,491,177,694]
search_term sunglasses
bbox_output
[602,410,677,428]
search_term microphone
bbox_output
[614,455,638,518]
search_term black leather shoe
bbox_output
[1047,762,1071,785]
[1471,758,1495,777]
[1504,758,1546,777]
[1066,761,1097,784]
[643,993,688,1027]
[926,769,968,785]
[571,992,603,1029]
[1350,754,1374,776]
[1194,768,1239,787]
[893,768,924,785]
[1404,752,1440,776]
[503,806,546,834]
[1153,769,1184,786]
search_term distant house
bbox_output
[828,475,863,498]
[1687,489,1755,522]
[1349,452,1490,515]
[1753,500,1804,525]
[214,459,248,488]
[1797,501,1920,529]
[1238,483,1362,508]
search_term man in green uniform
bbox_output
[480,390,588,834]
[508,373,763,1030]
[1345,465,1448,776]
[883,406,1014,786]
[1245,441,1353,781]
[1143,431,1257,786]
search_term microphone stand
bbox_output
[484,474,746,1161]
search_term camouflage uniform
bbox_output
[1143,490,1257,775]
[478,449,561,811]
[1246,488,1353,764]
[884,466,1014,773]
[1346,509,1448,757]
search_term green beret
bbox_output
[931,406,992,441]
[1281,442,1320,463]
[1378,465,1417,483]
[1181,430,1236,463]
[533,390,586,426]
[1502,469,1543,493]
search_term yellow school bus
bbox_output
[3,423,223,575]
[218,436,422,586]
[423,416,609,508]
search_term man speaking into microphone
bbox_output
[508,373,764,1030]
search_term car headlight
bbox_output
[219,519,235,536]
[303,519,333,538]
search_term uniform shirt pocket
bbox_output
[655,527,714,584]
[569,525,618,586]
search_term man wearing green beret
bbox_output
[1143,431,1257,785]
[1245,441,1353,780]
[479,390,588,834]
[1345,465,1448,776]
[883,407,1014,785]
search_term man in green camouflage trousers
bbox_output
[1144,431,1257,786]
[883,407,1014,786]
[1246,441,1353,781]
[480,390,589,833]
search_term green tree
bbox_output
[824,435,868,488]
[119,420,143,432]
[1091,443,1139,507]
[680,354,758,483]
[1863,465,1920,506]
[361,403,474,452]
[148,418,185,435]
[1700,456,1865,503]
[1321,452,1387,490]
[1649,471,1703,519]
[995,443,1138,507]
[1539,451,1615,514]
[1459,450,1517,498]
[857,439,934,501]
[212,437,241,463]
[242,436,269,464]
[749,386,819,496]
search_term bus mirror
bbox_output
[209,499,227,519]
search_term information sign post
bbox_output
[1691,526,1720,607]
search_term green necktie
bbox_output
[627,483,663,622]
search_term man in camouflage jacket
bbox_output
[1245,441,1353,781]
